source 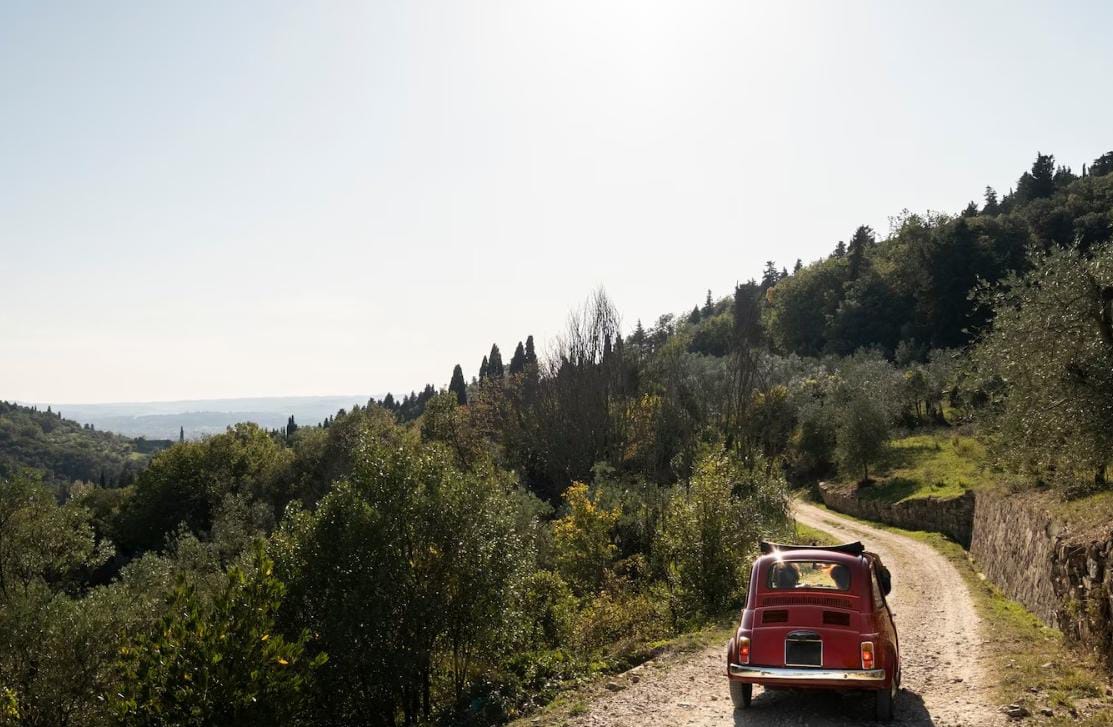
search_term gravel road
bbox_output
[555,501,1004,727]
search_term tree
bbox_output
[285,416,298,439]
[983,186,999,214]
[113,542,324,726]
[657,447,788,623]
[1091,151,1113,177]
[687,306,701,324]
[834,394,890,483]
[487,344,504,378]
[793,259,803,274]
[846,225,875,279]
[449,364,468,405]
[760,261,780,290]
[971,243,1113,485]
[478,355,489,381]
[508,343,527,375]
[1016,152,1056,202]
[179,425,185,443]
[524,335,538,366]
[274,423,532,724]
[551,483,618,595]
[118,424,292,552]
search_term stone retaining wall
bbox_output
[818,481,976,546]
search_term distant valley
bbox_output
[35,395,378,439]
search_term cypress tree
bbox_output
[487,344,504,378]
[179,426,185,443]
[449,364,468,405]
[524,335,537,365]
[508,342,527,375]
[479,356,489,380]
[286,415,298,438]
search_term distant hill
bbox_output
[0,400,169,486]
[40,395,378,440]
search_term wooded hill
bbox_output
[0,401,169,486]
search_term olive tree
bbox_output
[972,243,1113,486]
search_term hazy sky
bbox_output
[3,1,1112,404]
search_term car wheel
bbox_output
[875,677,897,722]
[729,681,752,710]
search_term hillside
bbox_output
[0,400,169,486]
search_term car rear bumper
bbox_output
[728,664,886,685]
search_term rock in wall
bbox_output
[818,482,976,546]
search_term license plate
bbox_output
[785,638,822,667]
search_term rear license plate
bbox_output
[785,638,822,667]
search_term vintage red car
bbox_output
[725,540,900,720]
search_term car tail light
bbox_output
[861,641,875,670]
[737,636,751,664]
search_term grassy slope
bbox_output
[808,502,1113,725]
[853,429,997,504]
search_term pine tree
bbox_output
[449,364,467,405]
[688,306,701,324]
[846,225,875,279]
[834,241,847,258]
[479,355,489,380]
[983,186,999,214]
[760,261,780,290]
[702,290,714,317]
[793,259,803,274]
[487,344,504,378]
[508,342,527,375]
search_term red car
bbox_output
[725,540,900,720]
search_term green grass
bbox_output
[807,503,1113,725]
[855,430,996,504]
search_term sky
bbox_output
[2,1,1112,404]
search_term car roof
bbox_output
[754,549,867,569]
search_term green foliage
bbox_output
[0,401,163,486]
[118,423,292,552]
[834,394,890,482]
[972,243,1113,486]
[657,447,788,624]
[551,483,619,595]
[113,542,323,726]
[273,418,533,724]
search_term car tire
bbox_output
[729,681,752,710]
[875,677,896,722]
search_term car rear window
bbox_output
[767,560,851,591]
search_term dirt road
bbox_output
[556,501,1003,726]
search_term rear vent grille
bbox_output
[762,595,852,610]
[822,611,851,626]
[762,609,788,624]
